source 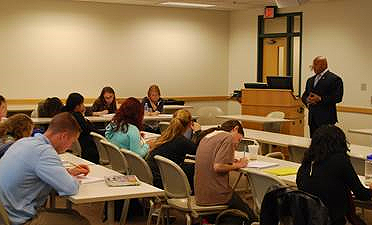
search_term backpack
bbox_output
[215,209,251,225]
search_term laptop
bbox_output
[266,76,293,90]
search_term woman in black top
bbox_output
[296,125,372,225]
[146,109,197,189]
[62,93,100,164]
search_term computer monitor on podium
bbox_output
[266,76,293,90]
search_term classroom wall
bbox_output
[0,0,229,99]
[228,0,372,143]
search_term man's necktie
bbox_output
[313,74,321,87]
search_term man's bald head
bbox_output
[312,56,328,74]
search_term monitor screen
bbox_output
[266,76,293,90]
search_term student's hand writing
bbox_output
[68,164,90,176]
[235,158,248,169]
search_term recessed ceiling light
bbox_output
[160,2,216,8]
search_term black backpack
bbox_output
[215,209,252,225]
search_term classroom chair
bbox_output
[120,149,158,225]
[90,132,110,165]
[100,140,128,175]
[244,169,287,214]
[154,155,228,225]
[196,106,224,125]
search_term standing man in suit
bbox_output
[302,56,343,137]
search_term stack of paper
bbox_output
[246,160,279,169]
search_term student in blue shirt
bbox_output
[105,97,150,158]
[0,112,90,225]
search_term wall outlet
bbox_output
[361,83,367,91]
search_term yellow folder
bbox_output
[263,167,298,176]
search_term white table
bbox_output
[217,114,292,124]
[7,104,36,112]
[202,125,372,175]
[60,152,95,166]
[217,114,292,152]
[349,129,372,136]
[236,154,300,186]
[61,154,164,225]
[31,114,178,125]
[163,105,193,114]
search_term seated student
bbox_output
[297,125,372,225]
[142,84,164,134]
[194,120,256,223]
[105,97,149,158]
[38,97,64,117]
[0,113,34,158]
[146,109,199,189]
[62,93,100,164]
[88,86,117,116]
[0,95,7,121]
[0,112,90,225]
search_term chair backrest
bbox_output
[0,200,10,225]
[90,132,110,165]
[264,111,285,133]
[154,155,191,199]
[159,122,170,133]
[266,111,285,119]
[120,148,153,185]
[288,146,305,163]
[245,169,287,211]
[265,152,285,160]
[68,141,81,157]
[100,140,128,174]
[196,106,224,125]
[260,187,329,225]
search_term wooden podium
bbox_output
[241,89,305,136]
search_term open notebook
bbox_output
[75,175,104,184]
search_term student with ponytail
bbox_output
[146,109,199,188]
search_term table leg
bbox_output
[119,199,130,225]
[107,201,115,225]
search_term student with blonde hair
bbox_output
[142,84,164,133]
[0,113,34,158]
[146,109,199,188]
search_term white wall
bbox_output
[0,0,229,99]
[228,0,372,143]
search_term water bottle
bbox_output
[365,154,372,185]
[144,103,149,113]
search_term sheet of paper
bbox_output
[75,175,104,184]
[246,160,279,169]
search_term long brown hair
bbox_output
[0,114,33,140]
[112,97,144,131]
[152,109,191,149]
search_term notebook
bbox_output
[246,160,279,169]
[75,175,104,184]
[104,175,140,187]
[263,167,298,176]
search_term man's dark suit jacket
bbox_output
[301,70,343,129]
